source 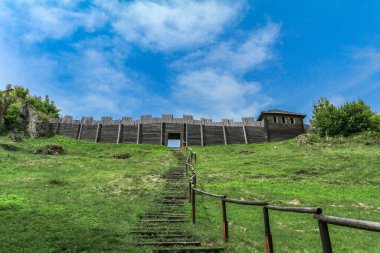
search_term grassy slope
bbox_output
[188,138,380,252]
[0,136,175,252]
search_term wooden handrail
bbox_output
[183,143,380,253]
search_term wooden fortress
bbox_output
[49,110,306,146]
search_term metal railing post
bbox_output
[263,207,274,253]
[318,220,332,253]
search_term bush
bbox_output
[0,84,60,134]
[311,98,380,137]
[4,102,22,131]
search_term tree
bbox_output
[311,97,379,137]
[310,98,340,136]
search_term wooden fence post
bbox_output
[263,207,274,253]
[136,123,141,144]
[56,122,61,135]
[192,187,196,224]
[242,125,248,144]
[200,124,204,146]
[77,123,83,140]
[318,220,332,253]
[222,199,229,242]
[95,124,101,143]
[117,123,122,144]
[223,126,227,145]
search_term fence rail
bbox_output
[182,140,380,253]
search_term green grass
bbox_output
[1,134,379,252]
[0,135,175,252]
[187,137,380,252]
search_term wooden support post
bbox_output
[160,123,164,145]
[318,220,332,253]
[263,207,274,253]
[117,124,122,144]
[77,124,82,140]
[185,123,189,145]
[189,181,192,203]
[200,124,204,146]
[192,187,196,224]
[242,125,248,144]
[222,199,229,242]
[222,126,227,145]
[136,123,141,144]
[56,123,61,135]
[95,124,101,143]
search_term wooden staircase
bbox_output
[131,149,224,253]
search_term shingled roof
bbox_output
[258,109,307,121]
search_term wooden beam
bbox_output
[56,123,60,135]
[222,126,227,145]
[136,123,141,144]
[117,124,122,144]
[200,124,204,146]
[185,123,189,145]
[95,124,101,143]
[242,125,248,144]
[77,124,83,140]
[160,123,164,145]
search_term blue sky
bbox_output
[1,1,379,122]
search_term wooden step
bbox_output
[136,241,201,247]
[152,248,225,253]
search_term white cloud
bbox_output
[108,0,242,51]
[0,1,108,42]
[173,22,280,74]
[173,70,273,120]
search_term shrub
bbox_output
[311,97,380,137]
[4,102,22,131]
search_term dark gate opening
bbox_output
[167,133,181,148]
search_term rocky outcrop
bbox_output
[27,108,49,138]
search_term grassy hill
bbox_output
[187,135,380,252]
[0,135,379,252]
[0,136,175,252]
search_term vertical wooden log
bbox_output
[77,124,82,140]
[185,123,189,145]
[222,126,227,145]
[318,220,333,253]
[200,124,204,146]
[56,122,61,135]
[263,207,274,253]
[95,124,101,143]
[160,122,164,145]
[189,181,192,203]
[117,124,122,144]
[136,123,141,144]
[192,187,196,224]
[264,116,270,142]
[242,125,248,144]
[222,199,229,242]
